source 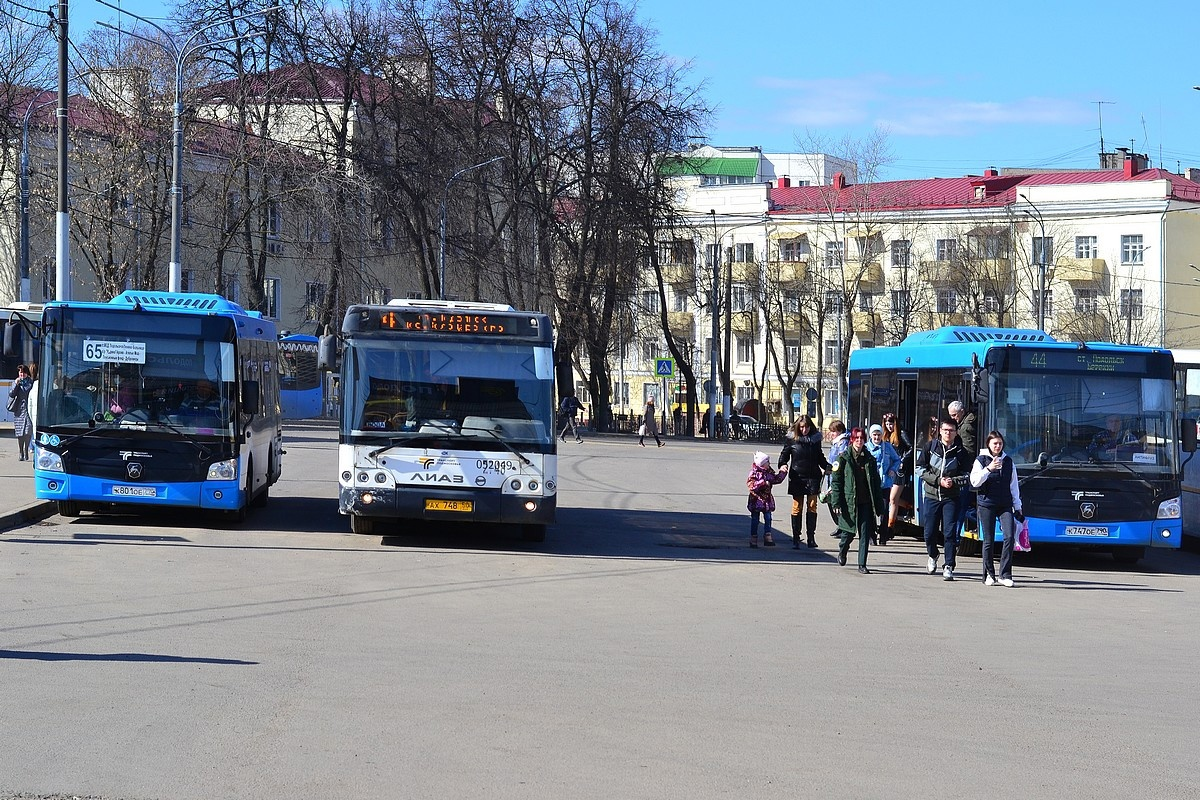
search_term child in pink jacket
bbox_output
[747,451,788,547]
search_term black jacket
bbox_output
[778,428,831,496]
[919,439,970,502]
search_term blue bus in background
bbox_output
[849,327,1194,564]
[33,292,283,520]
[1171,349,1200,545]
[279,333,324,419]
[1,303,43,423]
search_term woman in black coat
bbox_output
[777,414,831,549]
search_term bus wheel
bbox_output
[350,514,375,535]
[521,524,546,543]
[1112,547,1144,565]
[57,500,81,518]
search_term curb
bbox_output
[0,500,57,533]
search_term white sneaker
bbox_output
[943,566,954,581]
[1000,578,1015,588]
[984,575,996,586]
[927,557,937,575]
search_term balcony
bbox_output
[668,311,694,340]
[933,312,968,327]
[662,262,695,286]
[730,310,757,334]
[1055,311,1111,341]
[1055,257,1107,285]
[729,262,758,284]
[976,258,1012,284]
[771,260,808,286]
[844,261,883,288]
[779,311,813,342]
[920,260,957,285]
[852,312,881,335]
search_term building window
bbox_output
[1032,289,1053,319]
[824,241,843,267]
[734,242,755,263]
[612,382,629,408]
[1074,288,1098,313]
[890,290,911,315]
[736,335,753,363]
[672,291,687,312]
[263,277,280,319]
[982,289,1000,313]
[222,272,240,304]
[824,338,841,364]
[858,292,876,312]
[659,239,695,265]
[824,290,843,314]
[859,339,875,349]
[642,290,660,314]
[735,385,753,403]
[779,238,809,262]
[1120,288,1143,319]
[1075,236,1097,259]
[785,340,799,369]
[642,341,658,362]
[224,192,241,233]
[855,235,882,261]
[936,289,958,314]
[1032,236,1053,265]
[179,269,194,292]
[979,233,1007,258]
[706,243,721,268]
[824,388,840,416]
[1120,234,1144,265]
[731,285,749,312]
[366,285,392,305]
[304,281,325,320]
[181,184,192,228]
[783,291,800,314]
[936,239,957,261]
[890,239,910,268]
[267,201,283,255]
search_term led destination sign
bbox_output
[374,310,535,336]
[1016,349,1168,376]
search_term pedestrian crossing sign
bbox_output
[655,358,674,377]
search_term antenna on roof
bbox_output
[1095,100,1114,161]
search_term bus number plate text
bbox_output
[112,485,157,498]
[425,499,473,512]
[1064,525,1108,537]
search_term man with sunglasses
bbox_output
[919,417,970,580]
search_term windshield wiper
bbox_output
[368,433,455,459]
[57,417,212,460]
[460,424,533,466]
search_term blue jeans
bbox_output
[977,505,1016,581]
[923,496,960,569]
[750,510,773,537]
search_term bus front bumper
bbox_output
[339,486,556,526]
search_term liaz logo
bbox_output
[411,473,463,484]
[417,457,438,469]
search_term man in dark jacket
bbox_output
[920,417,970,580]
[559,395,582,443]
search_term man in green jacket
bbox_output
[829,426,885,574]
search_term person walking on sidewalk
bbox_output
[8,363,34,461]
[639,397,663,447]
[829,427,884,573]
[746,451,787,547]
[558,394,583,443]
[970,430,1023,587]
[919,417,970,580]
[778,415,830,549]
[866,423,901,545]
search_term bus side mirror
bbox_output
[1182,418,1197,453]
[242,381,261,415]
[317,334,339,372]
[972,368,990,404]
[2,321,19,357]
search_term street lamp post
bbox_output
[19,90,55,303]
[708,210,719,439]
[439,155,504,300]
[98,2,280,293]
[1019,196,1048,332]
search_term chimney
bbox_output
[832,172,847,190]
[1124,155,1137,178]
[1186,168,1200,183]
[777,176,791,189]
[984,167,998,178]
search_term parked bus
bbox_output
[32,291,283,519]
[279,333,323,419]
[1,302,43,424]
[1171,349,1200,542]
[848,327,1194,564]
[320,299,556,540]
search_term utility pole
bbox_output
[54,0,70,300]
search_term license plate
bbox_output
[425,499,473,512]
[1064,525,1108,537]
[112,485,157,498]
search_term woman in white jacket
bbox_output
[969,430,1023,587]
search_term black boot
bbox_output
[805,512,818,548]
[878,520,889,546]
[791,514,802,549]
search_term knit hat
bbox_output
[869,424,883,436]
[753,451,770,468]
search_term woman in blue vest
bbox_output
[969,430,1024,587]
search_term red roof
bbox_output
[768,168,1200,214]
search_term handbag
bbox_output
[817,474,833,505]
[6,392,18,413]
[637,423,646,436]
[1015,519,1031,552]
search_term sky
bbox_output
[65,0,1200,183]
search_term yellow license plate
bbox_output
[425,499,473,513]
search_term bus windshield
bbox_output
[40,309,238,437]
[344,338,554,445]
[993,366,1178,473]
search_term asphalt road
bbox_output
[3,423,1200,799]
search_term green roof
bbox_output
[659,156,760,178]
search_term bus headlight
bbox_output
[206,459,238,481]
[1157,497,1181,519]
[37,450,63,472]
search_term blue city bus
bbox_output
[319,299,556,541]
[1,303,43,424]
[848,327,1194,564]
[33,291,283,520]
[1171,349,1200,544]
[279,333,323,419]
